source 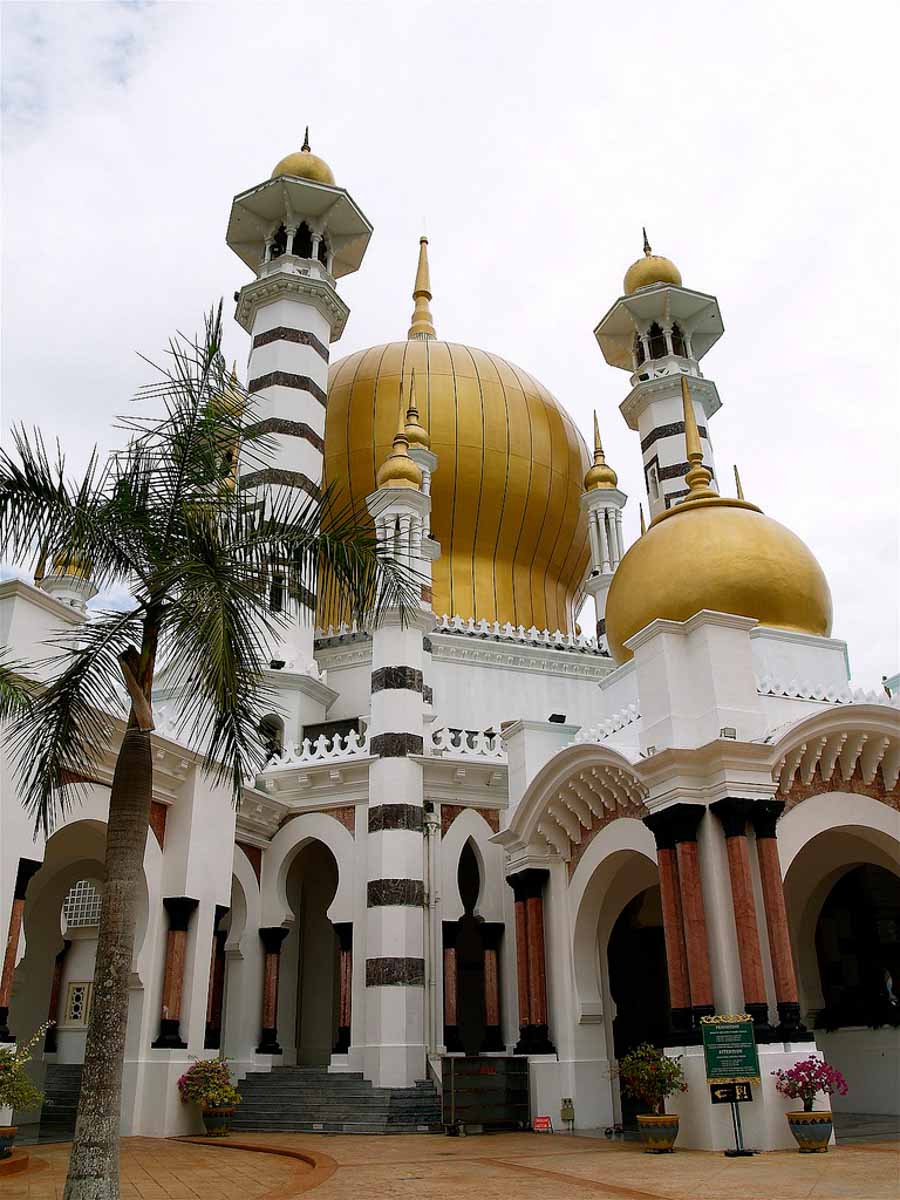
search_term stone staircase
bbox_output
[232,1066,443,1134]
[38,1064,82,1142]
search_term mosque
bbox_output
[1,133,898,1150]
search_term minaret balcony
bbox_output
[257,254,335,287]
[628,354,699,389]
[619,372,721,432]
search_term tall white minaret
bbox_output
[226,131,372,681]
[594,230,724,520]
[579,413,626,653]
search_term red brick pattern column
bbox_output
[644,812,692,1041]
[0,858,41,1043]
[482,923,504,1051]
[508,870,555,1055]
[153,897,198,1049]
[333,922,353,1053]
[257,926,289,1054]
[662,805,715,1029]
[442,922,462,1051]
[750,800,810,1040]
[711,798,773,1040]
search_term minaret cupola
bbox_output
[580,413,626,653]
[594,231,725,520]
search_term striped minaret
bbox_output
[226,134,372,671]
[364,409,436,1087]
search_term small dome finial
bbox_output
[584,410,617,490]
[407,235,436,340]
[376,396,424,490]
[623,232,682,295]
[404,368,430,450]
[639,504,647,536]
[642,226,652,256]
[733,464,745,501]
[302,126,311,152]
[680,376,716,501]
[271,130,335,185]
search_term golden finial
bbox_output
[302,126,311,152]
[404,368,430,450]
[681,375,716,499]
[733,464,744,501]
[407,235,436,340]
[639,505,647,536]
[642,226,652,256]
[584,410,618,490]
[376,396,423,490]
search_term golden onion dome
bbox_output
[403,370,430,450]
[604,378,832,662]
[623,228,682,295]
[584,412,618,490]
[271,128,335,186]
[376,412,424,491]
[321,239,591,631]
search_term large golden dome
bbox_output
[604,379,832,662]
[321,242,591,630]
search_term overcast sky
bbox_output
[2,1,897,687]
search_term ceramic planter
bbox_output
[786,1110,833,1153]
[0,1125,16,1160]
[636,1113,679,1153]
[201,1105,235,1137]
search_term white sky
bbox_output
[2,1,898,687]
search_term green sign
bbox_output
[701,1016,760,1084]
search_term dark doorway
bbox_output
[607,886,670,1127]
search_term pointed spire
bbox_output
[681,375,716,499]
[404,368,430,449]
[584,410,618,490]
[642,226,652,256]
[376,394,423,490]
[639,504,647,536]
[302,126,311,152]
[407,236,436,340]
[733,464,745,501]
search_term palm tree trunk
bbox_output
[63,727,152,1200]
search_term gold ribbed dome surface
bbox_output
[271,129,335,186]
[323,338,591,629]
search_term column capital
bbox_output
[162,896,199,931]
[259,926,290,955]
[749,799,786,839]
[507,868,549,901]
[709,797,757,839]
[644,802,706,847]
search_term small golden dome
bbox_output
[376,409,424,491]
[50,553,92,579]
[623,228,682,295]
[604,376,832,662]
[271,127,335,186]
[584,411,617,490]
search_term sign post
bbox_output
[700,1015,759,1157]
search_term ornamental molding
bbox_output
[620,372,721,432]
[236,272,349,340]
[430,634,612,681]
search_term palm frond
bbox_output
[0,651,35,720]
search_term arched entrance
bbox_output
[280,840,340,1066]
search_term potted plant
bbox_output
[177,1058,241,1137]
[773,1056,847,1152]
[0,1025,49,1159]
[616,1043,687,1153]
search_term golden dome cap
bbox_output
[584,411,618,490]
[271,127,336,186]
[623,228,682,295]
[376,404,424,491]
[604,377,832,661]
[403,370,430,450]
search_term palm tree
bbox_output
[0,306,416,1200]
[0,653,33,720]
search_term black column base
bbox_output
[481,1024,505,1052]
[256,1027,283,1054]
[745,1001,777,1044]
[44,1026,58,1053]
[444,1023,463,1052]
[667,1006,694,1043]
[333,1025,351,1054]
[776,1001,814,1042]
[152,1018,187,1049]
[204,1022,222,1051]
[0,1006,13,1043]
[513,1023,556,1056]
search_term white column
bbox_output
[597,509,611,574]
[614,509,624,564]
[588,510,601,571]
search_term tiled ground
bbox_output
[6,1130,899,1200]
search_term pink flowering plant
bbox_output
[772,1056,848,1113]
[177,1058,241,1109]
[0,1024,51,1112]
[615,1043,687,1115]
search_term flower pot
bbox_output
[786,1110,832,1153]
[201,1105,235,1137]
[0,1126,16,1160]
[636,1113,679,1153]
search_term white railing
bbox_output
[574,702,641,744]
[429,726,506,760]
[756,676,900,707]
[265,728,371,769]
[433,614,601,652]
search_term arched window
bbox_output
[671,322,686,357]
[648,464,660,501]
[633,333,645,367]
[647,322,667,359]
[292,222,313,258]
[258,713,284,761]
[270,225,288,259]
[458,841,481,916]
[317,234,329,266]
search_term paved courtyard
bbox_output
[4,1131,898,1199]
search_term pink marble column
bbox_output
[333,922,352,1053]
[257,926,289,1054]
[152,897,198,1049]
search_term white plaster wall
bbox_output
[816,1028,900,1114]
[54,927,99,1064]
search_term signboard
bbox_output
[700,1015,760,1085]
[709,1082,753,1105]
[442,1056,530,1131]
[533,1115,553,1132]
